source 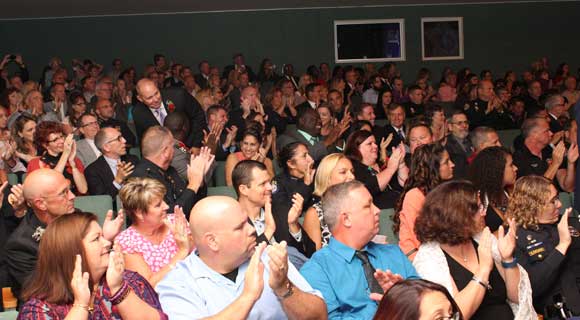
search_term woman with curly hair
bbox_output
[413,180,535,320]
[393,143,454,260]
[468,147,518,233]
[506,175,580,317]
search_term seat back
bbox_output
[379,209,399,244]
[74,195,114,225]
[207,186,238,199]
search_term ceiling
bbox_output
[0,0,558,20]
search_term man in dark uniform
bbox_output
[464,80,503,129]
[130,126,213,220]
[445,111,473,179]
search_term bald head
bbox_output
[23,169,67,201]
[190,196,240,241]
[136,78,162,108]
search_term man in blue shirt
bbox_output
[300,181,418,319]
[157,196,327,320]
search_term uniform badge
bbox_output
[271,179,278,194]
[464,104,470,111]
[526,234,533,241]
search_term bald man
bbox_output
[157,196,327,320]
[133,78,207,150]
[2,169,124,301]
[465,79,503,129]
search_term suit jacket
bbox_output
[296,100,315,117]
[445,134,472,179]
[76,139,100,167]
[381,124,407,150]
[194,73,210,89]
[85,154,139,200]
[133,87,207,148]
[3,210,44,299]
[42,101,69,121]
[277,128,330,162]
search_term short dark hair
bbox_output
[232,160,267,196]
[415,180,481,245]
[278,141,308,173]
[153,54,165,64]
[305,83,317,98]
[407,85,422,94]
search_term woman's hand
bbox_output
[477,227,494,276]
[106,242,125,295]
[287,193,304,226]
[165,206,191,255]
[386,143,405,169]
[497,218,517,261]
[63,133,74,156]
[303,160,316,186]
[71,254,91,306]
[556,208,572,254]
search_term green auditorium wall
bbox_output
[0,1,577,81]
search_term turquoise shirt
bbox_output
[300,237,418,319]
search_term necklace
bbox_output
[461,245,467,263]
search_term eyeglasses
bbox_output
[81,121,99,128]
[42,186,71,199]
[451,120,469,126]
[47,134,64,144]
[105,135,124,144]
[436,312,461,320]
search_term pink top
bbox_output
[116,215,181,273]
[234,151,248,161]
[398,188,425,260]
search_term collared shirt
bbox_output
[157,250,322,320]
[362,88,379,104]
[86,139,102,159]
[104,155,122,190]
[307,100,317,109]
[300,237,418,319]
[297,129,318,146]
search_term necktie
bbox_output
[354,250,384,294]
[155,109,165,125]
[397,129,405,140]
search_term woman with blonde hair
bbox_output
[302,153,355,249]
[506,175,580,317]
[194,88,214,113]
[18,212,167,319]
[115,177,192,288]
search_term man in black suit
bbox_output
[282,63,300,91]
[221,53,256,82]
[445,111,473,179]
[95,98,137,148]
[296,83,321,116]
[194,60,211,89]
[85,127,139,200]
[402,85,425,119]
[133,78,207,151]
[381,104,407,151]
[545,94,566,134]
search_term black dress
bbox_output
[443,241,514,320]
[351,160,402,209]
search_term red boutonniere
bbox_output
[166,100,176,112]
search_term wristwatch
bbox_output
[276,281,294,300]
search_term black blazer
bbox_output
[194,74,210,89]
[381,124,406,150]
[85,155,140,200]
[133,87,207,148]
[445,134,472,179]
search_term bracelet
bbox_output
[471,276,492,291]
[501,257,518,269]
[276,282,294,300]
[108,281,131,305]
[72,303,90,312]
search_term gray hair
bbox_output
[544,94,563,111]
[322,180,365,231]
[470,126,496,150]
[94,128,108,151]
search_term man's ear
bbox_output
[340,212,352,228]
[205,232,219,251]
[238,184,250,198]
[34,198,48,212]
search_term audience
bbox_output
[156,196,327,319]
[413,180,535,319]
[301,181,418,319]
[1,53,579,319]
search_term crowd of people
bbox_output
[0,52,579,319]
